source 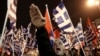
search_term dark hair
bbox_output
[71,48,79,56]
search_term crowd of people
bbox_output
[1,24,100,56]
[0,3,100,56]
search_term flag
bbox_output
[73,21,84,49]
[21,26,37,49]
[26,34,37,49]
[45,5,53,34]
[60,33,71,49]
[84,18,98,46]
[45,5,55,46]
[49,30,55,46]
[53,2,74,33]
[3,29,13,54]
[21,26,28,40]
[8,0,17,28]
[54,28,60,39]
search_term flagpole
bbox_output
[66,10,86,56]
[0,0,10,47]
[20,26,25,56]
[53,2,85,55]
[79,18,86,56]
[68,16,85,56]
[67,34,71,50]
[12,30,15,56]
[60,4,85,55]
[1,28,7,56]
[80,18,87,46]
[58,0,86,56]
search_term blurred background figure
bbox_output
[84,46,93,56]
[54,38,71,56]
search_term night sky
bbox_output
[0,0,100,33]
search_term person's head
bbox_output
[54,38,65,56]
[24,47,29,54]
[71,48,78,56]
[25,49,39,56]
[64,49,71,56]
[84,46,91,56]
[3,50,11,56]
[95,46,100,56]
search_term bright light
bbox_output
[87,0,95,6]
[95,1,100,6]
[87,0,100,7]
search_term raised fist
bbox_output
[29,4,45,28]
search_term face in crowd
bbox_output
[54,38,65,56]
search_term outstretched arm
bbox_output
[29,4,56,56]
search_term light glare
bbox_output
[95,1,100,6]
[87,0,95,6]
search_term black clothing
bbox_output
[36,27,57,56]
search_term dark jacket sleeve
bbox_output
[36,27,57,56]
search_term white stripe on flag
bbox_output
[58,19,71,28]
[9,4,16,20]
[8,0,17,27]
[54,7,67,19]
[60,33,70,49]
[11,2,16,11]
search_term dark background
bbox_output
[0,0,100,33]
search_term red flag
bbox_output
[44,7,55,46]
[54,29,60,39]
[0,47,2,53]
[87,18,98,46]
[45,7,53,35]
[44,9,60,39]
